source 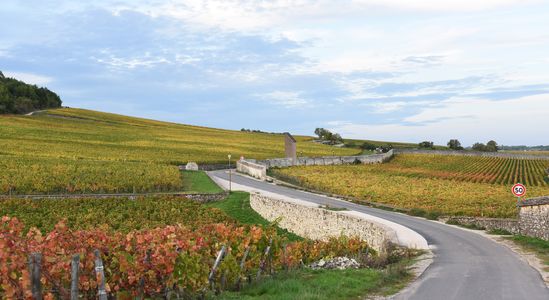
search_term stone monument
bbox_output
[284,132,297,164]
[185,162,199,171]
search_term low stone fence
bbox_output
[257,149,394,168]
[519,196,549,240]
[439,216,520,234]
[250,193,398,253]
[440,196,549,240]
[394,149,549,160]
[236,159,267,180]
[1,191,229,203]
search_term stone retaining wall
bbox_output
[394,149,549,160]
[519,196,549,240]
[439,216,520,234]
[236,160,267,180]
[184,192,229,203]
[440,197,549,240]
[250,193,396,253]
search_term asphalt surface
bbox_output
[210,170,549,300]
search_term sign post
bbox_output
[511,183,526,206]
[228,154,232,192]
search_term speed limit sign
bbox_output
[512,183,526,198]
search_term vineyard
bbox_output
[379,154,549,186]
[507,151,549,156]
[271,154,549,218]
[0,157,183,195]
[0,195,375,298]
[0,196,231,233]
[0,108,357,195]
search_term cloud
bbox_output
[101,0,538,35]
[3,71,53,85]
[402,55,445,66]
[255,91,309,108]
[329,94,549,146]
[91,50,171,70]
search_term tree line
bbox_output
[419,139,499,152]
[0,71,62,114]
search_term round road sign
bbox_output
[512,183,526,197]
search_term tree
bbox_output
[472,143,487,152]
[331,133,342,144]
[447,139,463,150]
[418,141,434,149]
[360,142,377,151]
[314,128,323,139]
[486,140,499,152]
[380,144,393,153]
[314,128,343,144]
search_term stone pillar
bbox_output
[284,132,297,165]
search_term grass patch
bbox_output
[445,220,486,230]
[207,192,302,241]
[487,228,513,235]
[217,264,411,300]
[506,235,549,271]
[181,170,223,193]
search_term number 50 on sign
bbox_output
[512,183,526,198]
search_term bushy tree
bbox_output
[472,143,486,152]
[486,140,499,152]
[472,140,498,152]
[314,128,343,144]
[447,139,464,150]
[380,144,393,153]
[360,142,377,151]
[418,141,434,149]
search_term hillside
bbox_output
[0,71,62,114]
[0,108,358,194]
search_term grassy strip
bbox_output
[207,192,302,241]
[506,235,549,271]
[217,261,412,300]
[181,170,224,193]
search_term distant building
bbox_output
[284,132,297,164]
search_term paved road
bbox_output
[210,170,548,300]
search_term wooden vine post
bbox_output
[256,239,272,280]
[28,253,43,300]
[235,246,250,289]
[94,249,108,300]
[208,245,227,291]
[70,254,80,300]
[138,249,152,299]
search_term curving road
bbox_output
[209,170,548,300]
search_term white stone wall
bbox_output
[257,149,394,169]
[519,202,549,240]
[250,193,397,253]
[236,160,267,180]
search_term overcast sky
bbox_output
[1,0,548,146]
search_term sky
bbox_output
[1,0,549,146]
